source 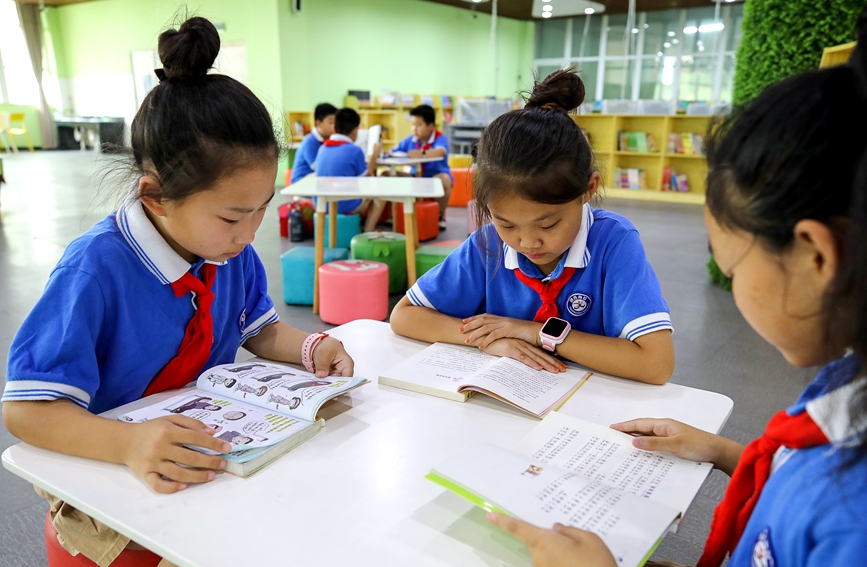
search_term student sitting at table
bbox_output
[290,102,336,184]
[387,104,453,229]
[1,17,354,567]
[314,107,384,233]
[390,69,674,385]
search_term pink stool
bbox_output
[318,260,389,325]
[45,511,161,567]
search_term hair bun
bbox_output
[525,67,586,113]
[158,17,220,80]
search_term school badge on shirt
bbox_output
[751,527,776,567]
[566,293,592,317]
[239,309,247,334]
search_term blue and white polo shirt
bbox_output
[314,133,366,214]
[727,354,867,567]
[290,127,325,184]
[406,204,672,341]
[392,130,452,179]
[2,200,278,415]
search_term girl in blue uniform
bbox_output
[2,18,353,567]
[486,13,867,567]
[391,70,675,384]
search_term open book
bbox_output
[379,343,590,418]
[354,125,382,158]
[427,412,712,567]
[118,361,368,477]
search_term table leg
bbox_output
[403,199,418,286]
[314,200,327,314]
[328,201,338,249]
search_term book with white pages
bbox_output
[427,412,714,567]
[378,343,591,418]
[354,125,382,159]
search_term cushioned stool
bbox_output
[319,260,389,325]
[449,167,474,207]
[350,232,407,293]
[281,246,349,305]
[278,199,315,239]
[45,511,160,567]
[416,244,458,277]
[284,168,293,187]
[394,201,439,242]
[314,213,361,249]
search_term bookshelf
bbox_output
[576,114,712,205]
[286,111,314,144]
[359,110,399,150]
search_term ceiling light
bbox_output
[643,23,649,29]
[663,42,671,48]
[667,31,676,37]
[543,5,553,11]
[698,23,725,32]
[584,7,595,14]
[671,39,679,44]
[631,28,639,33]
[657,51,663,56]
[542,0,551,2]
[683,26,698,34]
[542,12,552,18]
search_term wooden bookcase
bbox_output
[575,114,712,205]
[286,110,314,144]
[359,110,399,150]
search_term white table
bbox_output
[281,176,444,313]
[2,320,732,567]
[377,155,445,177]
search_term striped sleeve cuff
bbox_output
[618,312,673,341]
[406,283,437,310]
[241,307,279,343]
[1,380,91,409]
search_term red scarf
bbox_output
[323,139,349,147]
[696,409,829,567]
[414,131,442,176]
[513,267,576,322]
[143,264,217,396]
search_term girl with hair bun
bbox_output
[2,17,353,566]
[487,10,867,567]
[391,68,675,385]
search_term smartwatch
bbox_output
[539,317,571,352]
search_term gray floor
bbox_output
[0,151,815,566]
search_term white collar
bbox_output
[329,133,354,144]
[504,203,594,272]
[116,198,225,285]
[806,376,867,445]
[312,128,325,143]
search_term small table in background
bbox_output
[376,155,444,177]
[281,176,444,313]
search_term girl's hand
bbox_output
[461,314,543,349]
[124,415,231,494]
[481,338,566,373]
[313,337,355,377]
[611,418,743,475]
[486,513,618,567]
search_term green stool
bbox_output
[351,232,407,293]
[416,245,457,277]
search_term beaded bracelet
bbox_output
[301,332,329,373]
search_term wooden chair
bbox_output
[9,113,34,152]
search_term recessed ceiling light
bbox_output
[543,5,553,12]
[631,28,639,33]
[672,39,679,44]
[683,26,698,34]
[698,22,725,32]
[542,12,552,18]
[663,42,671,48]
[657,51,663,56]
[584,7,595,14]
[643,23,649,29]
[667,31,676,37]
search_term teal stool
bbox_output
[416,244,458,277]
[314,214,361,249]
[280,246,349,305]
[350,232,407,293]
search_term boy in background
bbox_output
[315,108,384,233]
[290,103,337,184]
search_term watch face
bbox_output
[541,318,569,337]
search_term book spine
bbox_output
[662,166,672,192]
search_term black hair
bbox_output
[334,108,361,136]
[127,17,278,202]
[705,9,867,463]
[314,103,337,123]
[473,67,594,234]
[410,104,436,126]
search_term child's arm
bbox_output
[366,143,381,176]
[2,399,231,493]
[242,321,354,377]
[406,147,447,158]
[390,297,564,372]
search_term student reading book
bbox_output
[118,361,367,476]
[379,342,590,418]
[428,412,712,567]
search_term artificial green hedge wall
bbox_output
[733,0,865,105]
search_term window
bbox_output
[643,10,681,57]
[603,59,633,100]
[576,61,598,103]
[571,15,601,58]
[536,19,568,59]
[0,1,40,105]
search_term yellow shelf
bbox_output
[614,151,661,156]
[603,187,705,205]
[667,154,706,159]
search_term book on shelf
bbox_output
[667,133,704,156]
[426,411,713,567]
[421,95,434,106]
[379,95,396,108]
[400,94,416,107]
[118,361,369,477]
[662,166,672,192]
[665,169,690,192]
[676,173,690,192]
[378,343,590,418]
[613,168,645,190]
[617,131,657,153]
[441,95,454,109]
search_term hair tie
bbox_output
[154,68,167,82]
[541,102,560,111]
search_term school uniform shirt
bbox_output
[393,130,452,179]
[727,354,867,567]
[2,200,278,415]
[313,133,365,214]
[290,127,325,184]
[407,204,672,340]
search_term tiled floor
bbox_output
[0,151,815,566]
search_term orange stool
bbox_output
[45,510,161,567]
[284,168,293,187]
[394,201,439,242]
[448,168,474,207]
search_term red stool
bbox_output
[283,168,293,187]
[448,168,474,207]
[394,201,439,242]
[45,510,161,567]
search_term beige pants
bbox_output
[38,486,131,567]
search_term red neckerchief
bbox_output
[512,267,576,323]
[413,131,442,176]
[323,139,349,147]
[696,409,829,567]
[144,264,217,396]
